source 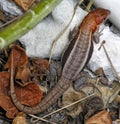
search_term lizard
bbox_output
[10,8,110,114]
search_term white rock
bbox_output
[0,0,22,16]
[89,26,120,81]
[19,0,87,58]
[1,0,119,81]
[94,0,120,30]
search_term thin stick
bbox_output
[0,0,62,50]
[28,94,94,123]
[42,94,95,119]
[85,0,94,12]
[0,15,21,29]
[29,114,56,124]
[99,40,120,80]
[49,2,81,63]
[10,50,15,93]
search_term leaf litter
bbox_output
[0,1,119,124]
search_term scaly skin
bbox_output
[10,8,110,114]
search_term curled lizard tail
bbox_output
[10,51,71,114]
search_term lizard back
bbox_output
[10,8,110,114]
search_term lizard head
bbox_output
[92,8,110,25]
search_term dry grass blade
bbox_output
[30,94,95,123]
[0,58,6,66]
[29,114,56,124]
[49,2,81,63]
[10,50,15,95]
[0,16,21,29]
[85,0,94,12]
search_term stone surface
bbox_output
[0,0,120,81]
[0,0,22,16]
[89,26,120,81]
[19,0,87,58]
[94,0,120,30]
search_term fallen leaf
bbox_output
[83,96,104,119]
[0,72,43,118]
[62,85,86,118]
[77,76,118,106]
[0,72,19,118]
[95,85,117,106]
[5,45,30,82]
[15,82,43,106]
[12,112,26,124]
[85,110,112,124]
[5,45,28,68]
[13,0,35,11]
[15,65,30,82]
[29,58,49,81]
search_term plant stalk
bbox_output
[0,0,62,50]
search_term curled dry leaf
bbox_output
[79,82,101,98]
[62,85,86,118]
[13,0,35,11]
[5,45,28,69]
[83,96,104,119]
[85,110,112,124]
[0,72,19,118]
[15,82,43,107]
[5,45,30,82]
[0,71,43,118]
[77,74,119,106]
[15,65,30,82]
[12,112,26,124]
[96,83,120,106]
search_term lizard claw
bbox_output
[93,28,104,43]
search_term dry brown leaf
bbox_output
[83,96,104,119]
[29,58,49,81]
[0,71,43,118]
[96,83,120,106]
[4,45,28,69]
[5,45,30,82]
[12,112,26,124]
[15,66,30,82]
[0,72,19,118]
[62,85,86,118]
[15,82,43,106]
[85,110,112,124]
[80,82,101,97]
[13,0,35,11]
[81,78,120,106]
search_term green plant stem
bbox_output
[0,0,62,50]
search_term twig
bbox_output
[42,94,95,119]
[49,0,84,63]
[29,114,56,124]
[0,15,21,29]
[28,94,95,123]
[85,0,94,12]
[98,40,120,80]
